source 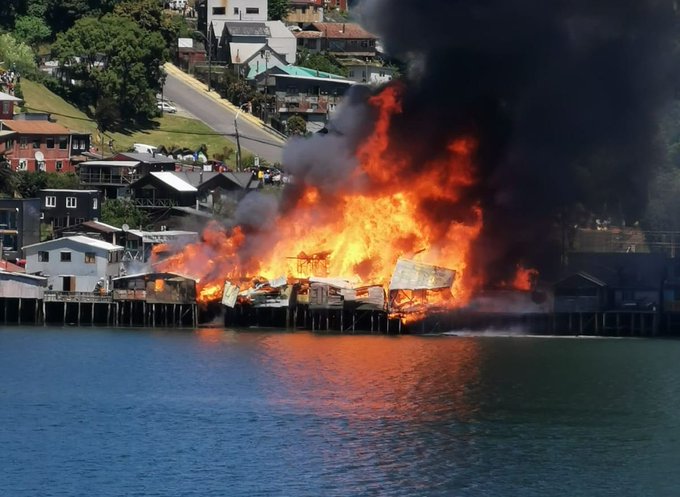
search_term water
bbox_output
[2,327,680,496]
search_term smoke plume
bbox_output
[282,0,679,284]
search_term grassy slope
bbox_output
[20,79,247,168]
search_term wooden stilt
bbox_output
[18,298,22,324]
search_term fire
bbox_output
[512,265,539,291]
[153,84,484,310]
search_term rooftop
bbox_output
[0,120,78,135]
[23,235,124,251]
[149,171,197,192]
[306,22,377,39]
[225,22,270,37]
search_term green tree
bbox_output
[101,199,150,228]
[14,171,48,198]
[114,0,185,47]
[296,49,347,77]
[53,14,167,122]
[14,15,52,49]
[268,0,290,21]
[45,172,80,190]
[45,0,117,35]
[287,115,307,136]
[0,33,38,77]
[0,164,16,198]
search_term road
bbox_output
[163,71,285,165]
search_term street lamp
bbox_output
[194,22,213,92]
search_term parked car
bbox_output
[157,101,177,113]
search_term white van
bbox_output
[133,143,158,154]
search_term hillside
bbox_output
[20,79,245,167]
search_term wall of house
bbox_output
[0,100,15,120]
[286,5,323,23]
[40,190,101,229]
[345,64,394,85]
[9,135,73,173]
[25,242,122,292]
[0,198,40,261]
[0,276,45,298]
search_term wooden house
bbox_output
[23,235,124,292]
[112,272,197,304]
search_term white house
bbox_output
[23,235,124,293]
[223,21,296,65]
[339,58,396,85]
[206,0,268,48]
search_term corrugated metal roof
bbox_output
[225,22,270,37]
[23,235,124,251]
[116,152,176,163]
[79,160,141,167]
[0,91,22,102]
[0,120,74,134]
[149,171,197,192]
[231,42,266,64]
[273,73,355,85]
[308,22,377,39]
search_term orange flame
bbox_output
[512,265,539,291]
[153,85,484,310]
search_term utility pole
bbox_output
[207,21,213,92]
[234,104,247,172]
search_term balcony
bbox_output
[80,171,139,185]
[44,291,113,303]
[131,198,177,208]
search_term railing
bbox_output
[122,249,144,262]
[44,291,113,303]
[131,198,176,208]
[79,172,139,185]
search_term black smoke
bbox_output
[349,0,680,283]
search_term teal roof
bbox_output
[247,64,348,81]
[277,65,347,80]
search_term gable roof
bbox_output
[0,91,21,102]
[0,120,74,135]
[231,42,267,64]
[149,171,197,192]
[114,152,177,163]
[308,22,377,39]
[276,65,348,80]
[23,235,123,251]
[80,160,141,168]
[226,22,270,37]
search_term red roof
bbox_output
[308,22,377,39]
[0,120,74,135]
[0,260,25,272]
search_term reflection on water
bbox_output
[259,334,481,423]
[3,327,680,497]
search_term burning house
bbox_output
[150,1,680,334]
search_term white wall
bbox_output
[25,239,122,292]
[264,21,297,64]
[345,64,395,85]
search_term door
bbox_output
[62,276,75,292]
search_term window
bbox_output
[32,137,41,148]
[245,7,259,14]
[108,251,120,263]
[233,7,239,14]
[93,198,98,210]
[84,252,96,264]
[2,101,9,114]
[56,161,63,171]
[213,6,225,14]
[349,70,355,78]
[59,136,68,149]
[38,251,49,262]
[60,251,71,262]
[66,197,77,208]
[19,137,27,149]
[45,196,56,207]
[18,159,27,171]
[38,161,46,172]
[46,137,55,149]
